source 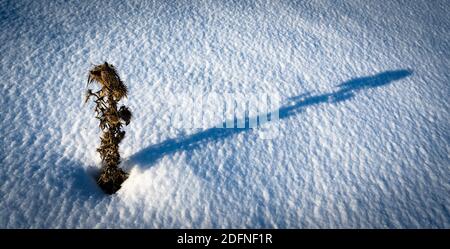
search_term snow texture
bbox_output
[0,0,449,228]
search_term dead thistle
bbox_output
[86,62,132,194]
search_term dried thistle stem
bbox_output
[86,62,132,194]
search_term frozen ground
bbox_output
[0,0,449,228]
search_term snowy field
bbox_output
[1,0,449,228]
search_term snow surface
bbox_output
[1,0,449,228]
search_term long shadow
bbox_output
[126,69,412,169]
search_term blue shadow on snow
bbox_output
[126,69,413,169]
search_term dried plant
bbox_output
[86,62,132,194]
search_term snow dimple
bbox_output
[0,0,449,228]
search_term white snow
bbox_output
[0,0,449,228]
